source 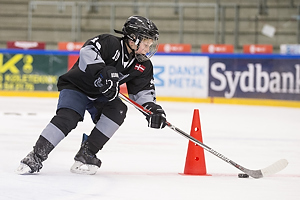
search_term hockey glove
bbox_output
[142,102,166,129]
[95,66,119,101]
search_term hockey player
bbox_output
[17,16,166,175]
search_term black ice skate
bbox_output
[70,140,101,175]
[17,151,43,174]
[16,136,54,175]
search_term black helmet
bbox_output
[115,16,159,62]
[122,15,159,42]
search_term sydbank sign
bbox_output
[209,58,300,101]
[152,55,209,98]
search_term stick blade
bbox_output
[243,159,288,179]
[261,159,288,177]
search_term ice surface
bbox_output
[0,96,299,200]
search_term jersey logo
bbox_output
[112,50,120,61]
[134,64,146,72]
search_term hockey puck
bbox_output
[238,173,249,178]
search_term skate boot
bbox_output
[16,136,54,175]
[70,140,101,175]
[17,151,43,174]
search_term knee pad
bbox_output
[50,108,82,136]
[102,99,128,125]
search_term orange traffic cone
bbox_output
[183,109,209,175]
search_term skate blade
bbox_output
[16,163,33,175]
[70,161,99,175]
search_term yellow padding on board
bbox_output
[157,96,300,108]
[0,91,59,98]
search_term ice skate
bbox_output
[70,141,101,175]
[16,151,43,175]
[16,136,54,175]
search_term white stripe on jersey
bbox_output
[78,45,105,72]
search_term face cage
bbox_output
[135,38,159,62]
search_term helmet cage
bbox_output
[134,38,158,62]
[122,16,159,62]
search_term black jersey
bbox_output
[57,34,157,105]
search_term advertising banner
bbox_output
[58,42,84,51]
[68,54,79,70]
[7,41,46,50]
[157,44,191,53]
[0,53,68,92]
[1,49,299,106]
[243,44,273,54]
[280,44,300,55]
[151,55,209,98]
[201,44,234,53]
[209,57,300,101]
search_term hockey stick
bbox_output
[118,93,288,179]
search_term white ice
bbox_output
[0,96,299,200]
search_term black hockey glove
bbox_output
[142,102,166,129]
[95,66,119,101]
